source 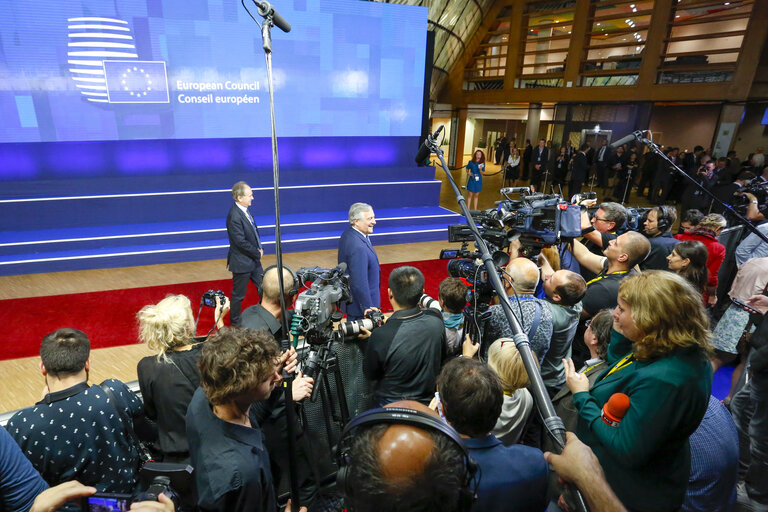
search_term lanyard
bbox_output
[586,270,628,286]
[602,353,635,379]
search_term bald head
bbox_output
[378,401,437,484]
[611,231,651,269]
[506,257,540,292]
[261,266,295,303]
[544,269,586,305]
[344,400,466,512]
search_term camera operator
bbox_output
[639,206,679,270]
[186,327,307,512]
[418,277,469,357]
[578,201,629,281]
[680,160,718,215]
[710,170,754,222]
[364,266,446,407]
[238,266,318,506]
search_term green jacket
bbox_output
[573,330,712,512]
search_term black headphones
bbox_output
[655,205,674,232]
[262,264,299,297]
[335,407,479,512]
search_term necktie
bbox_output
[245,209,262,249]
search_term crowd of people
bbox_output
[2,161,768,512]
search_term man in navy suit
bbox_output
[227,181,264,326]
[338,203,380,320]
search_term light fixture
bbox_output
[629,3,635,7]
[594,124,601,133]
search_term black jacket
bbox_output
[226,204,262,274]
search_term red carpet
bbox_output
[0,259,448,361]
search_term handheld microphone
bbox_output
[414,125,444,164]
[254,0,291,32]
[610,130,645,149]
[500,187,531,195]
[601,393,630,427]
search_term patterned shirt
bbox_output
[6,379,142,494]
[481,294,553,362]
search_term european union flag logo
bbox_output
[103,60,169,103]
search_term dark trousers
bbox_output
[230,264,264,326]
[731,370,768,506]
[568,180,583,199]
[651,171,674,204]
[595,162,609,188]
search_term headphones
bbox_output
[262,264,299,297]
[655,205,674,232]
[336,407,479,512]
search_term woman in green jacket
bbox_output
[564,270,713,512]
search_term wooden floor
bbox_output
[0,154,654,414]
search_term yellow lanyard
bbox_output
[603,353,635,379]
[587,270,629,286]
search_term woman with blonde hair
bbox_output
[136,293,229,462]
[563,271,712,512]
[487,338,534,446]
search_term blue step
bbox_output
[0,207,461,256]
[1,180,443,230]
[0,215,460,276]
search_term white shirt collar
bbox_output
[235,202,249,215]
[352,225,368,238]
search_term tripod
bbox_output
[302,340,351,458]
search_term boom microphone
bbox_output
[414,125,444,164]
[254,0,291,32]
[601,393,630,427]
[610,130,644,148]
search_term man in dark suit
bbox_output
[570,144,590,198]
[338,202,380,320]
[531,138,549,192]
[227,181,264,326]
[595,140,611,191]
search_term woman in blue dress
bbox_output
[466,149,486,210]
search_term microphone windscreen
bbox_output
[605,393,630,420]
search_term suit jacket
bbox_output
[573,330,712,512]
[596,145,611,165]
[338,227,380,319]
[226,204,262,274]
[533,146,549,170]
[571,152,590,183]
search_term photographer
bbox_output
[136,294,229,463]
[364,266,446,407]
[680,160,718,215]
[481,258,553,363]
[186,327,307,512]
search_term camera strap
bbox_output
[98,383,154,465]
[527,301,543,340]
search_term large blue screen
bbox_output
[0,0,427,143]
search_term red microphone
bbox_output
[601,393,630,427]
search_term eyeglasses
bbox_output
[584,319,592,328]
[593,217,611,223]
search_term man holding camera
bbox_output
[364,266,446,407]
[227,181,264,326]
[680,160,718,215]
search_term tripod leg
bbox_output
[327,356,350,425]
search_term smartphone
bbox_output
[731,297,761,315]
[81,493,132,511]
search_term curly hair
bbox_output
[198,327,280,405]
[136,294,194,361]
[618,271,713,361]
